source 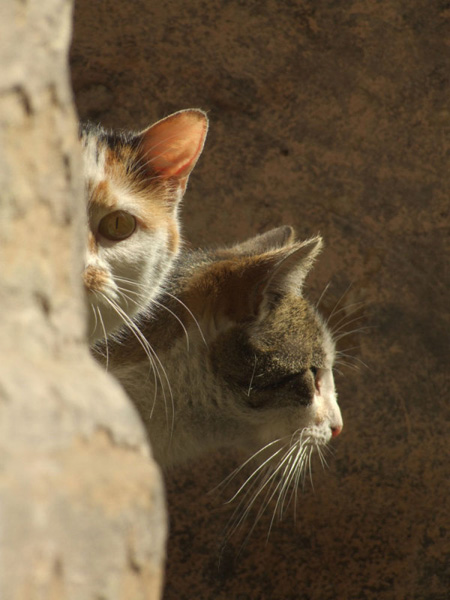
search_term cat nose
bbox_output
[331,425,342,438]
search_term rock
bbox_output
[0,1,166,598]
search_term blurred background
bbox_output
[71,1,448,598]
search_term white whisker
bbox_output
[163,291,208,348]
[331,314,366,338]
[315,281,332,310]
[217,428,330,546]
[151,297,191,352]
[334,326,373,343]
[100,293,175,434]
[327,300,367,324]
[278,443,309,519]
[245,443,302,542]
[336,352,371,371]
[96,306,109,370]
[308,446,315,492]
[247,355,258,397]
[89,303,99,339]
[211,437,287,493]
[224,446,285,505]
[326,281,354,326]
[224,441,302,543]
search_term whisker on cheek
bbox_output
[315,280,332,310]
[90,303,98,337]
[151,297,191,353]
[210,437,288,495]
[100,293,176,436]
[162,291,208,349]
[219,432,322,547]
[96,306,109,370]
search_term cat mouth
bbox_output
[302,424,339,444]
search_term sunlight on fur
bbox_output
[90,226,356,539]
[81,108,208,343]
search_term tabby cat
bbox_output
[81,108,208,343]
[94,226,343,480]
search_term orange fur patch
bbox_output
[83,265,109,292]
[182,259,269,324]
[90,178,117,211]
[102,145,179,225]
[131,185,180,246]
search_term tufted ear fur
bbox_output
[136,108,208,192]
[261,235,323,302]
[187,234,322,330]
[222,226,297,256]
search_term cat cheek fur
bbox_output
[85,227,176,342]
[81,109,208,343]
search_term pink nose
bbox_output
[331,425,342,438]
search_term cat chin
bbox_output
[245,392,341,456]
[84,255,170,343]
[302,424,335,445]
[251,422,333,453]
[86,289,144,344]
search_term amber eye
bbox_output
[98,211,136,241]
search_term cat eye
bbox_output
[98,211,136,241]
[259,372,300,390]
[261,369,320,391]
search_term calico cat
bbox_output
[81,108,208,343]
[94,227,343,480]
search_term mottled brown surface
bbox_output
[0,1,166,598]
[71,1,449,598]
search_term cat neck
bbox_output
[96,251,245,466]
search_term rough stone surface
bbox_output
[0,1,166,599]
[71,1,449,599]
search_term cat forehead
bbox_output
[82,133,108,182]
[81,127,144,183]
[253,295,328,350]
[243,295,334,371]
[82,134,132,181]
[208,295,333,394]
[82,134,172,221]
[86,177,171,227]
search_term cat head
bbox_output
[103,226,344,470]
[81,108,208,343]
[177,226,342,457]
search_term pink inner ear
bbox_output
[140,110,207,180]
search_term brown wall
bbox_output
[71,1,449,598]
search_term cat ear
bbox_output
[224,226,297,256]
[201,236,322,327]
[231,236,322,319]
[262,236,323,300]
[137,108,208,190]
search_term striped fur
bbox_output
[94,227,343,470]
